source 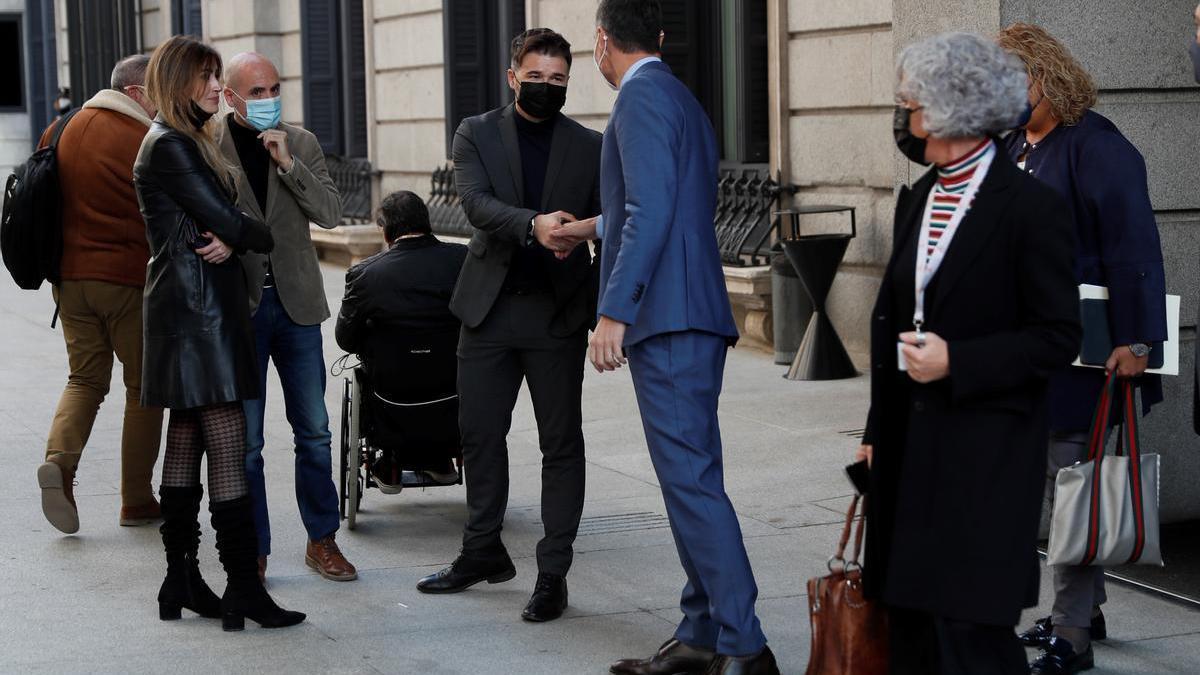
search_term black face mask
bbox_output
[517,81,567,119]
[188,101,215,129]
[893,105,929,166]
[1190,41,1200,84]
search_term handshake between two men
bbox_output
[530,210,628,374]
[532,211,599,260]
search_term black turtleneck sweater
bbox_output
[227,116,273,285]
[505,112,557,292]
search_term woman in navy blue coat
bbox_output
[999,23,1168,675]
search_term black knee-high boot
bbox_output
[158,486,221,620]
[210,496,305,631]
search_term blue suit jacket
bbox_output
[1006,111,1166,431]
[597,61,739,347]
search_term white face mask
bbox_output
[594,34,618,92]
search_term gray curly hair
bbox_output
[896,32,1028,138]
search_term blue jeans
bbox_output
[243,287,339,556]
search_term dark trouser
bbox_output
[457,291,587,576]
[243,287,339,556]
[1046,431,1107,630]
[626,330,766,657]
[888,607,1026,675]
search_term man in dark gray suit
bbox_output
[415,28,601,624]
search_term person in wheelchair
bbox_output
[335,191,468,491]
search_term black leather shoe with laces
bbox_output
[416,551,516,594]
[1019,612,1107,647]
[1030,636,1095,675]
[521,572,567,622]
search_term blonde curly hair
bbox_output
[997,23,1097,126]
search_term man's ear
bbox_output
[506,68,519,93]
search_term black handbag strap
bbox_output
[48,109,81,150]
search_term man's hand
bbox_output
[549,217,599,260]
[855,444,874,469]
[899,331,950,384]
[533,211,576,251]
[1105,346,1150,378]
[589,316,627,373]
[195,232,232,264]
[259,129,294,172]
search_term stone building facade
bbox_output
[7,0,1198,516]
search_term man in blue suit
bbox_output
[554,2,777,673]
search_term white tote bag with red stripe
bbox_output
[1047,372,1162,567]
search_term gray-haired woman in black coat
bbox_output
[858,32,1082,674]
[135,35,302,631]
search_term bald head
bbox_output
[225,52,280,93]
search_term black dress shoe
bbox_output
[1019,612,1107,647]
[415,551,516,594]
[703,646,780,675]
[521,572,567,622]
[1030,637,1095,675]
[610,638,716,675]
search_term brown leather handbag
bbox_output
[804,494,888,675]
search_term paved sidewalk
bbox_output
[2,264,1197,674]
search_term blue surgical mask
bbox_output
[233,92,282,131]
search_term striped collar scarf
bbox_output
[925,139,994,260]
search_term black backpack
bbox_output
[1,108,81,291]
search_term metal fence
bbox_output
[325,155,376,224]
[426,164,473,237]
[715,165,797,266]
[424,162,795,263]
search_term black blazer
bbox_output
[862,151,1082,627]
[133,121,273,409]
[448,104,602,337]
[335,234,468,355]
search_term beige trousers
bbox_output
[46,280,163,507]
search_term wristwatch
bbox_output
[1129,343,1151,358]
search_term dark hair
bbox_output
[510,28,572,69]
[111,54,151,90]
[596,0,663,54]
[377,191,431,240]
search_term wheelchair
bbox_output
[337,325,463,530]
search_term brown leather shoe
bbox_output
[305,535,357,581]
[38,461,79,534]
[120,499,162,527]
[702,647,780,675]
[611,638,716,675]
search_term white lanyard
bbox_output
[913,143,995,340]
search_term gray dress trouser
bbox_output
[1046,431,1107,628]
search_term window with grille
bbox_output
[442,0,526,157]
[172,0,202,38]
[0,15,23,112]
[301,0,368,158]
[659,0,768,164]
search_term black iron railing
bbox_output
[715,165,797,266]
[424,162,796,263]
[325,155,376,224]
[427,164,473,237]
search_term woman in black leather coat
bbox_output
[134,35,303,631]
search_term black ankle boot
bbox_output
[210,496,305,631]
[158,486,221,620]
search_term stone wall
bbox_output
[372,0,448,198]
[895,0,1200,520]
[783,0,897,363]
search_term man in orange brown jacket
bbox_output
[36,55,163,534]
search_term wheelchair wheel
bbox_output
[338,378,350,520]
[346,370,363,530]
